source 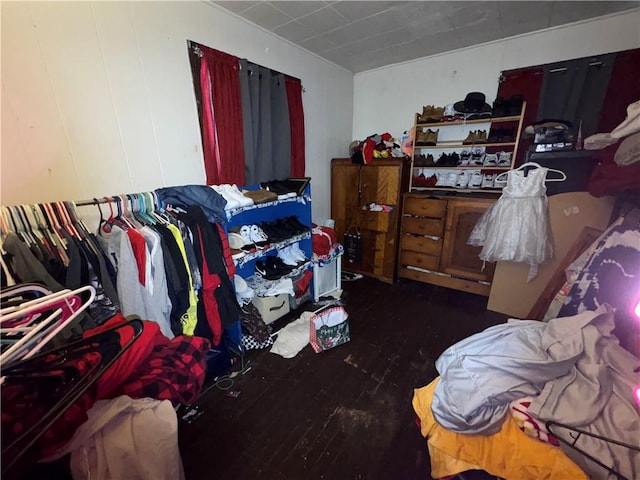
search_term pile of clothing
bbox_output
[414,305,639,480]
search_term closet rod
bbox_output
[75,193,157,208]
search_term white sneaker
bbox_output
[435,172,446,187]
[497,152,512,167]
[445,172,458,188]
[224,184,254,207]
[239,225,255,247]
[250,224,269,245]
[483,153,498,166]
[277,246,298,266]
[290,243,307,262]
[456,170,469,188]
[481,174,495,189]
[468,171,483,189]
[212,185,240,209]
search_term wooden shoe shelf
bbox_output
[410,102,527,193]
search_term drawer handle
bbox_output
[269,301,286,311]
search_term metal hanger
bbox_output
[495,162,567,182]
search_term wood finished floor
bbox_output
[179,276,508,480]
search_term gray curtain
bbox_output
[537,54,616,138]
[239,60,291,185]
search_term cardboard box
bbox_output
[252,294,290,325]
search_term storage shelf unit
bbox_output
[226,183,314,326]
[410,102,527,193]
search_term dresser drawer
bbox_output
[356,211,390,232]
[400,234,443,256]
[403,197,447,218]
[399,251,440,271]
[401,216,444,237]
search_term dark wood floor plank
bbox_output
[179,277,507,480]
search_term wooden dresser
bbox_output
[397,194,496,295]
[331,157,409,283]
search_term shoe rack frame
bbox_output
[409,102,527,193]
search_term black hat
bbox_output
[453,92,492,114]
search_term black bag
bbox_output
[343,226,361,265]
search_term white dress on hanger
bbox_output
[468,166,553,281]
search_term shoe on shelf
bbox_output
[211,185,240,210]
[426,174,438,187]
[487,128,501,143]
[483,153,498,166]
[277,246,299,267]
[470,151,485,166]
[225,184,254,207]
[427,106,444,123]
[459,149,471,166]
[456,170,470,188]
[475,130,488,144]
[450,152,461,166]
[283,216,309,235]
[462,130,477,145]
[481,174,495,189]
[255,257,288,280]
[492,97,508,117]
[468,171,483,189]
[289,243,308,263]
[228,231,249,250]
[424,129,439,146]
[250,224,270,248]
[233,225,257,250]
[414,154,435,167]
[506,94,524,116]
[260,221,288,243]
[497,152,512,167]
[435,172,446,187]
[435,153,449,166]
[413,172,428,187]
[444,172,458,188]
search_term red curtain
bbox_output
[495,66,544,166]
[200,47,245,186]
[588,48,640,197]
[285,76,306,177]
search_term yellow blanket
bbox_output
[412,378,587,480]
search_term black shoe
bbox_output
[283,216,309,235]
[506,94,523,116]
[255,256,292,280]
[492,97,508,118]
[260,221,289,243]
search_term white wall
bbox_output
[1,1,354,224]
[353,9,640,141]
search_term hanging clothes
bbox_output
[178,205,240,346]
[468,167,553,281]
[97,225,173,339]
[2,233,65,291]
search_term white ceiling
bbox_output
[210,1,640,73]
